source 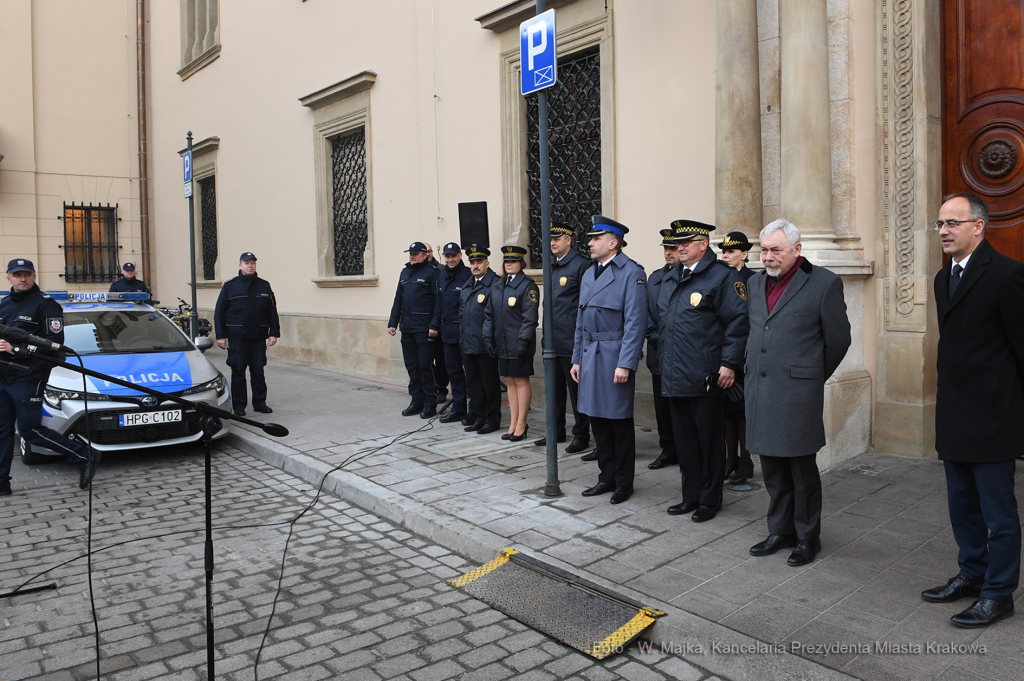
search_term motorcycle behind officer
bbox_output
[0,259,98,495]
[459,246,502,434]
[437,242,472,423]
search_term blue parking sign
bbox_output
[520,10,557,95]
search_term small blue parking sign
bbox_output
[183,150,193,198]
[520,9,556,95]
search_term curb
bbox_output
[227,428,855,681]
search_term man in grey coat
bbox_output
[571,216,648,504]
[745,219,851,566]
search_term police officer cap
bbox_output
[501,245,528,262]
[659,229,678,248]
[442,242,462,255]
[405,242,428,254]
[671,219,716,241]
[466,245,491,260]
[718,231,753,251]
[550,220,573,237]
[587,215,629,237]
[122,262,136,271]
[239,251,257,262]
[6,258,35,274]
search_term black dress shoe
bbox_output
[420,406,437,419]
[465,420,484,432]
[749,534,798,557]
[402,403,424,417]
[253,405,273,414]
[461,417,476,426]
[922,574,984,603]
[647,453,678,470]
[667,501,699,516]
[0,487,11,497]
[439,412,467,423]
[580,451,598,462]
[564,437,591,454]
[79,452,101,490]
[691,505,719,523]
[509,425,530,442]
[787,538,822,566]
[233,408,246,417]
[951,597,1014,628]
[533,433,566,447]
[476,423,500,435]
[582,482,614,497]
[729,474,751,485]
[610,486,633,504]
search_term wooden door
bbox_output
[943,0,1024,262]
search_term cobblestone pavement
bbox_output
[1,443,724,681]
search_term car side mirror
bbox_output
[195,337,215,353]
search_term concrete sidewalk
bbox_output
[210,348,1024,681]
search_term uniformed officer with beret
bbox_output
[657,220,749,522]
[0,258,98,495]
[645,228,680,470]
[438,242,473,423]
[459,246,502,434]
[109,262,148,293]
[571,216,648,504]
[388,242,443,418]
[718,231,756,485]
[534,221,591,453]
[484,245,540,441]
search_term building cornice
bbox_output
[300,71,377,110]
[475,0,579,33]
[178,136,220,157]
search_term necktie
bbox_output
[682,267,691,278]
[595,263,605,279]
[949,263,963,297]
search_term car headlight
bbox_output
[181,376,226,397]
[44,388,113,410]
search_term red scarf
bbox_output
[766,256,804,313]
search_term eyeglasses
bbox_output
[931,219,981,231]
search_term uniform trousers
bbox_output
[591,416,635,489]
[401,333,437,408]
[669,396,725,507]
[463,353,500,426]
[650,373,675,459]
[760,453,821,541]
[0,380,89,490]
[226,338,268,411]
[554,356,589,440]
[944,459,1020,600]
[432,338,449,398]
[724,409,753,479]
[442,342,468,414]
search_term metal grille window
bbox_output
[331,127,369,276]
[198,176,218,280]
[63,203,119,283]
[526,48,602,265]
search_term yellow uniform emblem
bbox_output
[529,289,538,303]
[559,276,567,287]
[477,293,486,303]
[690,292,702,307]
[508,296,517,307]
[734,281,747,301]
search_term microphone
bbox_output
[261,423,289,437]
[0,323,63,352]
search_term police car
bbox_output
[16,291,230,464]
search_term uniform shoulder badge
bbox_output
[48,318,64,333]
[637,279,646,287]
[734,281,748,301]
[528,289,538,304]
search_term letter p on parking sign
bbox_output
[520,10,556,95]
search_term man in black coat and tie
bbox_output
[921,192,1024,628]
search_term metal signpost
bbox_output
[184,133,199,340]
[521,4,561,497]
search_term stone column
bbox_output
[780,0,837,253]
[715,0,762,236]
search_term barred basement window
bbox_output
[198,176,218,280]
[63,203,119,283]
[331,127,369,276]
[526,48,602,265]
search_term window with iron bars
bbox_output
[63,203,119,283]
[331,127,369,276]
[526,47,602,266]
[198,176,218,280]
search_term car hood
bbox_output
[46,351,219,396]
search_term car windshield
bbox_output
[62,307,193,355]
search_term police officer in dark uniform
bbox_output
[0,259,97,495]
[657,221,749,522]
[459,246,502,434]
[108,262,148,293]
[214,252,280,417]
[646,228,680,470]
[718,231,756,485]
[533,221,591,453]
[424,243,450,404]
[388,242,443,418]
[572,216,648,504]
[438,242,473,423]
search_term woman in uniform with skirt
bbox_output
[483,245,540,442]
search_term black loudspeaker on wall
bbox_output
[458,202,489,248]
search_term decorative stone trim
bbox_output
[177,136,220,157]
[177,44,221,81]
[476,0,579,33]
[190,280,222,289]
[300,71,377,110]
[311,275,379,288]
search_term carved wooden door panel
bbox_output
[943,0,1024,262]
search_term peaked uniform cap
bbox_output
[587,215,629,237]
[718,231,753,251]
[501,245,528,261]
[466,245,491,260]
[671,219,716,241]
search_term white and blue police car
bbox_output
[14,291,231,464]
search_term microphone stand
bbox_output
[20,349,288,681]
